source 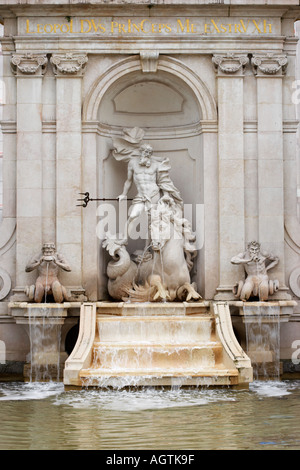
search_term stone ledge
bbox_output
[228,300,297,323]
[96,300,211,316]
[7,302,82,323]
[0,0,297,5]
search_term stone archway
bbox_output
[81,54,218,300]
[83,55,217,122]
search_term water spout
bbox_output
[45,262,49,303]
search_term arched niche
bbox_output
[98,69,202,218]
[82,55,218,300]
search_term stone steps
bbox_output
[81,367,239,376]
[79,367,240,387]
[79,307,236,386]
[90,342,223,370]
[96,315,214,343]
[64,302,253,388]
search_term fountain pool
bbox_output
[0,379,300,450]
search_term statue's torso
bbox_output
[37,260,59,278]
[245,255,268,276]
[132,161,159,198]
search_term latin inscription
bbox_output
[24,17,275,35]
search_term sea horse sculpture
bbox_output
[102,127,201,303]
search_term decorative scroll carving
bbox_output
[11,53,48,76]
[212,53,249,75]
[251,54,288,76]
[0,268,11,300]
[140,51,159,73]
[50,53,88,76]
[289,266,300,298]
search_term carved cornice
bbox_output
[0,120,16,134]
[50,53,88,76]
[251,54,288,76]
[94,120,205,139]
[10,53,48,76]
[212,53,249,75]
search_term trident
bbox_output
[77,192,133,208]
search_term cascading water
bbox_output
[243,304,281,380]
[28,306,62,382]
[65,302,252,387]
[27,264,63,382]
[74,301,247,389]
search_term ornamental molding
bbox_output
[289,265,300,299]
[140,51,159,73]
[212,53,249,75]
[251,54,288,76]
[50,53,88,76]
[0,267,12,300]
[11,53,48,76]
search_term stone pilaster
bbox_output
[50,53,88,288]
[11,53,47,287]
[251,53,288,294]
[201,120,219,300]
[1,39,17,223]
[81,121,98,300]
[213,53,249,300]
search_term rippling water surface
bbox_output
[0,380,299,450]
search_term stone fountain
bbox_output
[64,128,253,388]
[230,241,296,378]
[9,243,74,380]
[9,127,293,387]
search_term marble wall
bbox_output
[0,0,300,366]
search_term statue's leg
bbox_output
[52,280,64,303]
[259,279,269,301]
[240,279,254,301]
[62,285,69,301]
[148,194,160,248]
[34,282,45,303]
[121,203,144,242]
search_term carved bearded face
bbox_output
[248,241,260,257]
[139,145,153,167]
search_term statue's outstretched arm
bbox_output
[25,255,42,272]
[54,254,71,272]
[231,253,251,265]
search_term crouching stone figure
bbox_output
[231,241,279,302]
[25,242,71,303]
